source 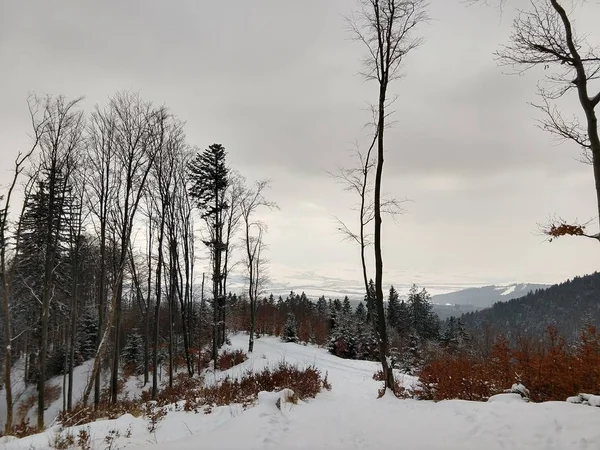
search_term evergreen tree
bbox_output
[355,302,367,322]
[386,285,401,331]
[121,332,145,375]
[407,285,440,341]
[442,317,470,354]
[397,300,411,338]
[366,279,376,323]
[188,144,229,361]
[316,296,328,318]
[342,296,352,315]
[76,308,99,362]
[282,313,298,343]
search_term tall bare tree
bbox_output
[240,179,277,353]
[347,0,427,392]
[219,172,245,345]
[86,101,119,408]
[330,134,406,326]
[0,98,46,433]
[27,95,85,429]
[483,0,600,241]
[81,92,163,406]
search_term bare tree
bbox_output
[26,95,85,429]
[347,0,427,393]
[81,92,163,406]
[484,0,600,240]
[240,179,277,353]
[330,134,406,326]
[86,101,119,408]
[66,175,88,411]
[220,171,245,346]
[0,98,46,433]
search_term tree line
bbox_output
[0,92,276,432]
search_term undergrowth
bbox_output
[417,326,600,402]
[57,360,332,431]
[217,349,248,370]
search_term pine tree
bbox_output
[355,302,367,322]
[121,333,145,375]
[342,296,352,315]
[407,285,440,341]
[397,300,411,338]
[366,279,376,323]
[386,285,401,331]
[282,313,298,343]
[188,144,229,363]
[76,308,99,362]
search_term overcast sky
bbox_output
[1,0,599,294]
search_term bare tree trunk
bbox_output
[67,234,80,411]
[374,80,394,391]
[144,221,153,386]
[167,242,175,388]
[348,0,427,394]
[81,270,122,406]
[152,211,166,399]
[0,148,38,433]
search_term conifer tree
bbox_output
[282,313,298,343]
[121,333,145,375]
[355,302,367,323]
[188,143,229,366]
[386,285,401,331]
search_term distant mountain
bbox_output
[461,272,600,343]
[431,283,550,309]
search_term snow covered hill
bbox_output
[431,283,550,309]
[2,334,600,450]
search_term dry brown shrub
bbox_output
[217,349,248,371]
[417,326,600,403]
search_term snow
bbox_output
[500,285,517,296]
[3,334,600,450]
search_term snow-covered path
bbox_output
[2,334,600,450]
[148,335,600,450]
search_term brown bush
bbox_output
[196,362,329,410]
[217,349,248,371]
[17,394,36,423]
[1,418,38,439]
[59,361,330,428]
[417,326,600,403]
[57,399,143,428]
[45,384,62,405]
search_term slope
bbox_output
[461,272,600,343]
[2,334,600,450]
[432,283,550,309]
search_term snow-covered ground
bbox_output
[2,334,600,449]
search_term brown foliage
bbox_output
[57,399,143,428]
[544,220,586,241]
[194,362,329,411]
[418,326,600,402]
[217,349,248,371]
[60,362,330,429]
[0,418,37,439]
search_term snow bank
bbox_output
[3,334,600,450]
